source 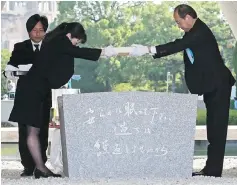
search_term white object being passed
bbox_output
[114,47,133,55]
[102,45,118,57]
[5,64,19,71]
[101,47,134,57]
[129,44,149,56]
[18,64,33,71]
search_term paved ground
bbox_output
[1,157,237,185]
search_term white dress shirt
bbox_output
[31,40,42,51]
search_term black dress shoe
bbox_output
[192,170,206,176]
[192,170,221,177]
[34,168,62,179]
[20,168,34,177]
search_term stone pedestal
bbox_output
[58,92,197,179]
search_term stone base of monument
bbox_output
[58,92,197,179]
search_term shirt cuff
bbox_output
[150,46,157,54]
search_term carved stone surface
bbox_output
[58,92,197,179]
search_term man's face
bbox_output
[29,22,45,43]
[173,11,192,32]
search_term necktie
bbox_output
[185,48,194,64]
[34,44,40,53]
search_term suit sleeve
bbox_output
[7,43,23,67]
[153,31,205,59]
[63,45,102,61]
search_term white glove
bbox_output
[18,64,33,71]
[4,71,15,80]
[3,64,19,80]
[5,64,19,72]
[129,44,149,56]
[102,46,118,57]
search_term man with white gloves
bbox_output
[129,4,235,178]
[4,14,51,177]
[4,64,33,80]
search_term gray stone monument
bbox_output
[58,92,197,179]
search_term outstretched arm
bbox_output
[63,44,121,60]
[63,45,102,61]
[129,31,205,58]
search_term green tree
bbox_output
[232,42,237,97]
[51,1,236,93]
[124,1,185,92]
[1,49,11,95]
[189,1,236,68]
[52,1,147,92]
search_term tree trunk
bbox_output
[105,79,112,92]
[171,73,176,92]
[154,81,158,92]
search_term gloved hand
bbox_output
[3,71,15,80]
[5,64,19,71]
[129,44,149,56]
[3,65,19,80]
[102,46,118,58]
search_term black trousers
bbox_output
[203,83,232,176]
[18,90,51,170]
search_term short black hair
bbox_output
[44,22,87,43]
[174,4,197,19]
[26,14,48,32]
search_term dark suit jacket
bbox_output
[8,39,52,122]
[27,35,102,89]
[153,18,235,95]
[8,39,39,67]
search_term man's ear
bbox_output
[185,14,192,21]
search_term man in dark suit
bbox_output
[4,14,50,177]
[130,4,235,177]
